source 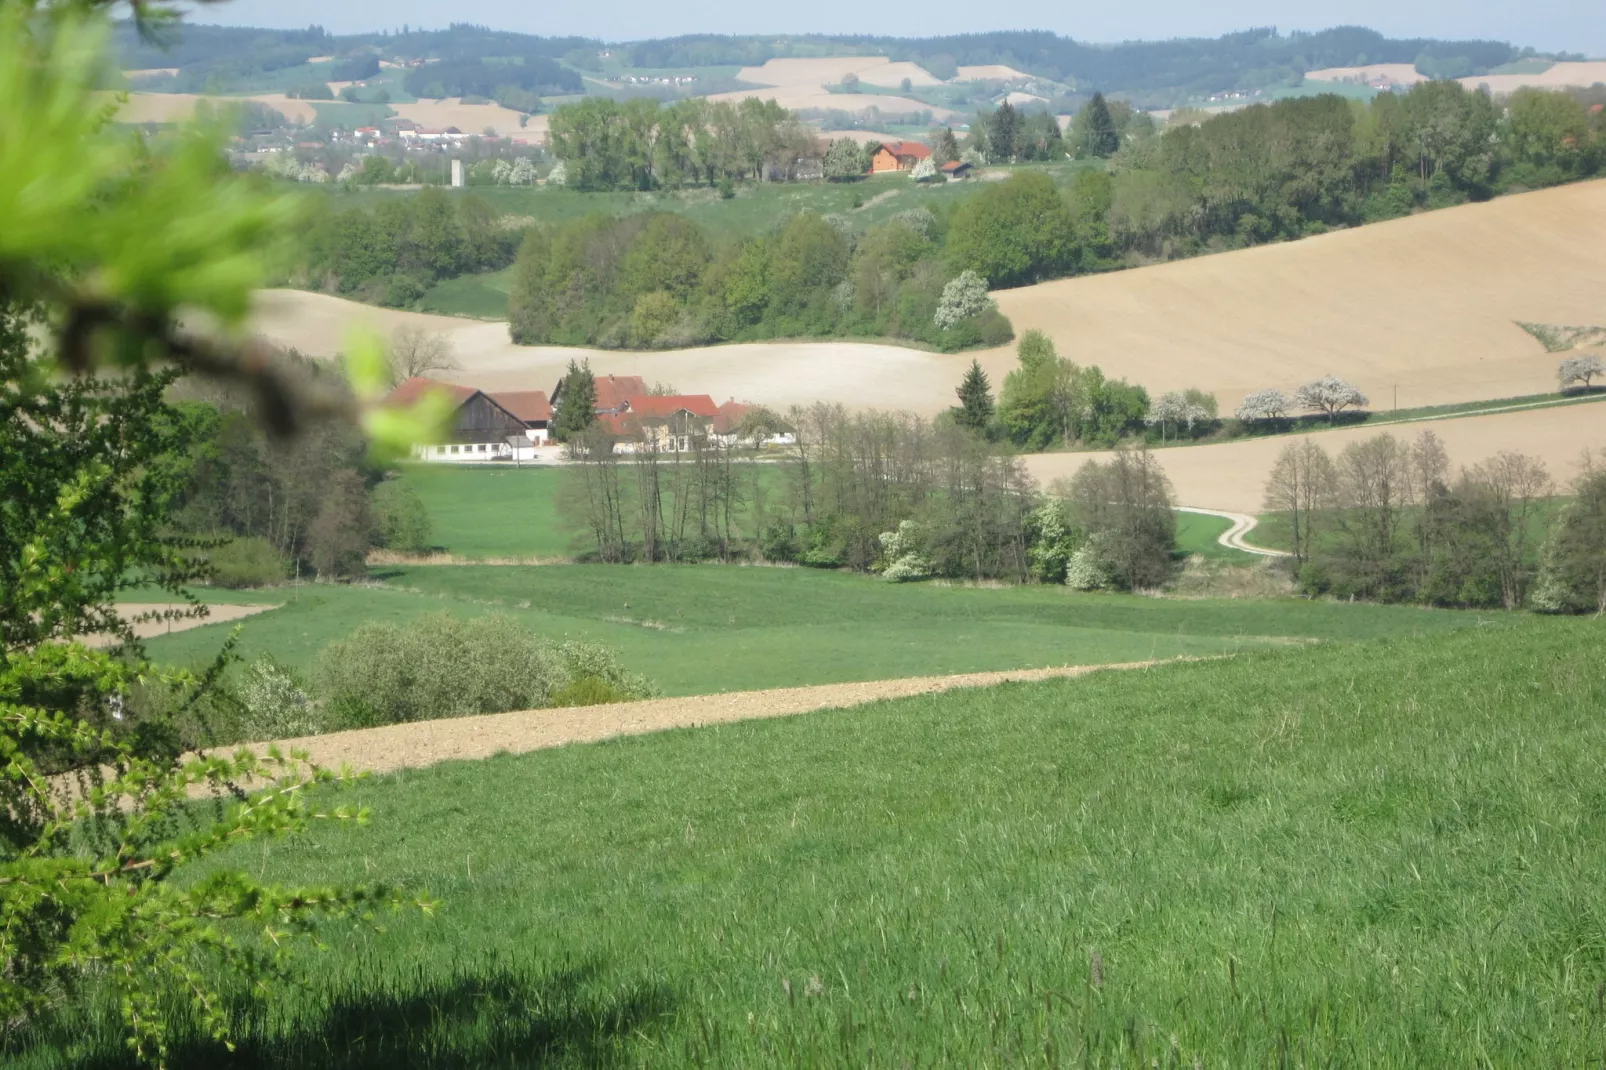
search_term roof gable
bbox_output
[622,393,719,419]
[489,390,552,423]
[384,377,476,408]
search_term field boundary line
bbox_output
[240,661,1172,778]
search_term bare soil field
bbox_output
[388,98,530,138]
[1003,91,1051,107]
[736,57,941,89]
[250,181,1604,423]
[1459,61,1606,93]
[1304,63,1426,85]
[988,179,1606,413]
[955,64,1033,82]
[245,661,1156,777]
[84,603,277,648]
[706,86,955,120]
[249,288,967,411]
[819,129,910,145]
[1025,403,1606,513]
[103,92,321,124]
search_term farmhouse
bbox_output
[550,373,649,415]
[869,140,932,173]
[385,377,552,462]
[601,394,720,452]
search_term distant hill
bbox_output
[114,22,1561,108]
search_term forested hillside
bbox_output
[113,21,1559,105]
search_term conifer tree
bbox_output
[936,126,961,164]
[554,358,599,440]
[1082,92,1120,157]
[987,101,1020,162]
[953,359,996,434]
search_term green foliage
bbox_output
[206,536,289,588]
[946,172,1078,286]
[313,611,651,727]
[1075,91,1121,157]
[370,479,432,553]
[550,96,814,191]
[236,655,324,740]
[1062,447,1178,590]
[823,138,868,180]
[552,359,598,441]
[506,210,1010,352]
[1532,468,1606,613]
[951,359,995,434]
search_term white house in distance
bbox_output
[384,377,552,463]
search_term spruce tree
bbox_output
[1082,92,1120,158]
[953,359,996,434]
[936,127,961,164]
[554,358,598,440]
[987,101,1019,163]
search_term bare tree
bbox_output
[1331,433,1412,594]
[388,325,459,386]
[1263,440,1338,568]
[1065,446,1176,591]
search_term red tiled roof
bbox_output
[593,375,649,412]
[384,377,475,407]
[940,160,970,173]
[890,140,931,160]
[713,399,751,435]
[489,390,552,423]
[622,394,719,419]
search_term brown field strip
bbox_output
[245,661,1161,777]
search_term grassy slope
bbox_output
[148,563,1477,697]
[391,464,572,559]
[28,616,1606,1066]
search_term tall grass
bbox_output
[17,616,1606,1066]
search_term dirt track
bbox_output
[251,661,1158,777]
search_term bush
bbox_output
[237,656,325,741]
[314,613,652,727]
[372,480,433,552]
[207,535,288,588]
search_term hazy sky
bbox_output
[191,1,1603,56]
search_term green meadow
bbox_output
[151,562,1476,697]
[23,615,1606,1066]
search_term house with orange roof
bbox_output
[869,140,932,173]
[383,377,553,462]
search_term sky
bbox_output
[191,1,1604,56]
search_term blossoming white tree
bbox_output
[934,270,990,329]
[1295,375,1368,423]
[1234,388,1293,424]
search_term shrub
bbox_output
[314,613,652,727]
[372,480,432,553]
[933,270,990,329]
[206,535,288,588]
[237,656,325,741]
[878,520,934,582]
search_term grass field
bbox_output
[1173,509,1250,561]
[21,615,1606,1066]
[146,563,1477,697]
[393,464,571,558]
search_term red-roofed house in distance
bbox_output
[551,373,648,416]
[383,377,553,463]
[604,394,720,453]
[869,140,932,174]
[711,399,796,449]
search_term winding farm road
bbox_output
[1176,507,1290,558]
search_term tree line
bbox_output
[547,96,820,191]
[299,186,521,306]
[508,208,1013,351]
[945,82,1606,287]
[561,391,1179,590]
[1264,431,1606,612]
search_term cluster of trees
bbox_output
[1264,432,1606,612]
[950,332,1158,450]
[402,55,580,111]
[547,96,818,191]
[167,348,439,584]
[300,187,520,305]
[946,83,1606,283]
[508,209,1013,351]
[563,396,1185,590]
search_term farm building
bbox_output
[601,394,720,453]
[869,140,932,173]
[550,373,649,415]
[940,160,972,181]
[385,377,552,463]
